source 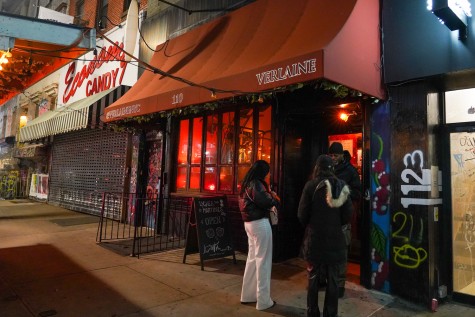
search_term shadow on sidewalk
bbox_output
[0,244,156,317]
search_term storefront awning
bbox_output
[103,0,383,123]
[20,88,114,142]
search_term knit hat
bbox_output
[315,155,334,171]
[328,142,344,154]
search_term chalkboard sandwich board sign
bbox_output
[183,196,236,270]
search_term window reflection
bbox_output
[176,167,187,190]
[221,112,235,164]
[219,166,233,192]
[176,105,273,193]
[206,114,218,164]
[177,119,189,165]
[239,108,253,164]
[258,105,272,162]
[191,118,202,164]
[237,165,250,192]
[204,167,217,191]
[190,167,200,189]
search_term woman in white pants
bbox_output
[239,160,280,310]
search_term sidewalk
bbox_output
[0,199,473,317]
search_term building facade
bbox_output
[381,0,475,307]
[103,0,384,296]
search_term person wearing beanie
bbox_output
[328,142,362,298]
[298,155,353,317]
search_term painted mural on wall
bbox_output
[127,135,140,224]
[450,132,475,294]
[370,102,391,292]
[143,131,163,229]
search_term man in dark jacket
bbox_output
[298,155,353,317]
[328,142,362,298]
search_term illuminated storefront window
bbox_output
[258,105,272,162]
[176,120,189,190]
[176,105,272,193]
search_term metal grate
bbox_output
[49,129,128,215]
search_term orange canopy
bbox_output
[103,0,383,122]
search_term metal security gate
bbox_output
[49,129,129,215]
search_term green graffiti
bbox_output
[392,211,427,269]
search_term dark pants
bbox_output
[307,262,340,317]
[338,226,351,289]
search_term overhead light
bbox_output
[339,111,357,122]
[20,115,28,128]
[428,0,471,39]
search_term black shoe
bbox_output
[338,287,345,298]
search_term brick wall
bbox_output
[69,0,148,31]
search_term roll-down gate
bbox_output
[49,129,129,215]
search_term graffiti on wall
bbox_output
[450,132,475,291]
[0,171,19,199]
[400,150,442,208]
[392,211,427,269]
[391,149,442,270]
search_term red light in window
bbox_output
[208,184,216,191]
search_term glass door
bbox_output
[449,131,475,296]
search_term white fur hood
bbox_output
[316,179,351,208]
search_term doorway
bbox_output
[279,110,364,285]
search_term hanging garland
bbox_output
[106,79,379,132]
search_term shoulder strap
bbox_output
[312,179,327,201]
[245,188,254,203]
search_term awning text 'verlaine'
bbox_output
[255,58,317,86]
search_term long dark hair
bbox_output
[240,160,270,196]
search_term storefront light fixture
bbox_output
[19,115,28,128]
[339,111,357,122]
[427,0,471,39]
[210,90,217,98]
[0,49,12,70]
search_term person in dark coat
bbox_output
[328,142,362,298]
[239,160,280,311]
[298,155,353,317]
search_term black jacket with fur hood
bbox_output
[298,176,353,264]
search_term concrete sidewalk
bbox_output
[0,199,473,317]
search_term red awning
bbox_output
[103,0,383,122]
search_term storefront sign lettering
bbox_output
[255,58,317,86]
[86,68,120,96]
[63,43,127,103]
[172,93,184,104]
[106,103,141,120]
